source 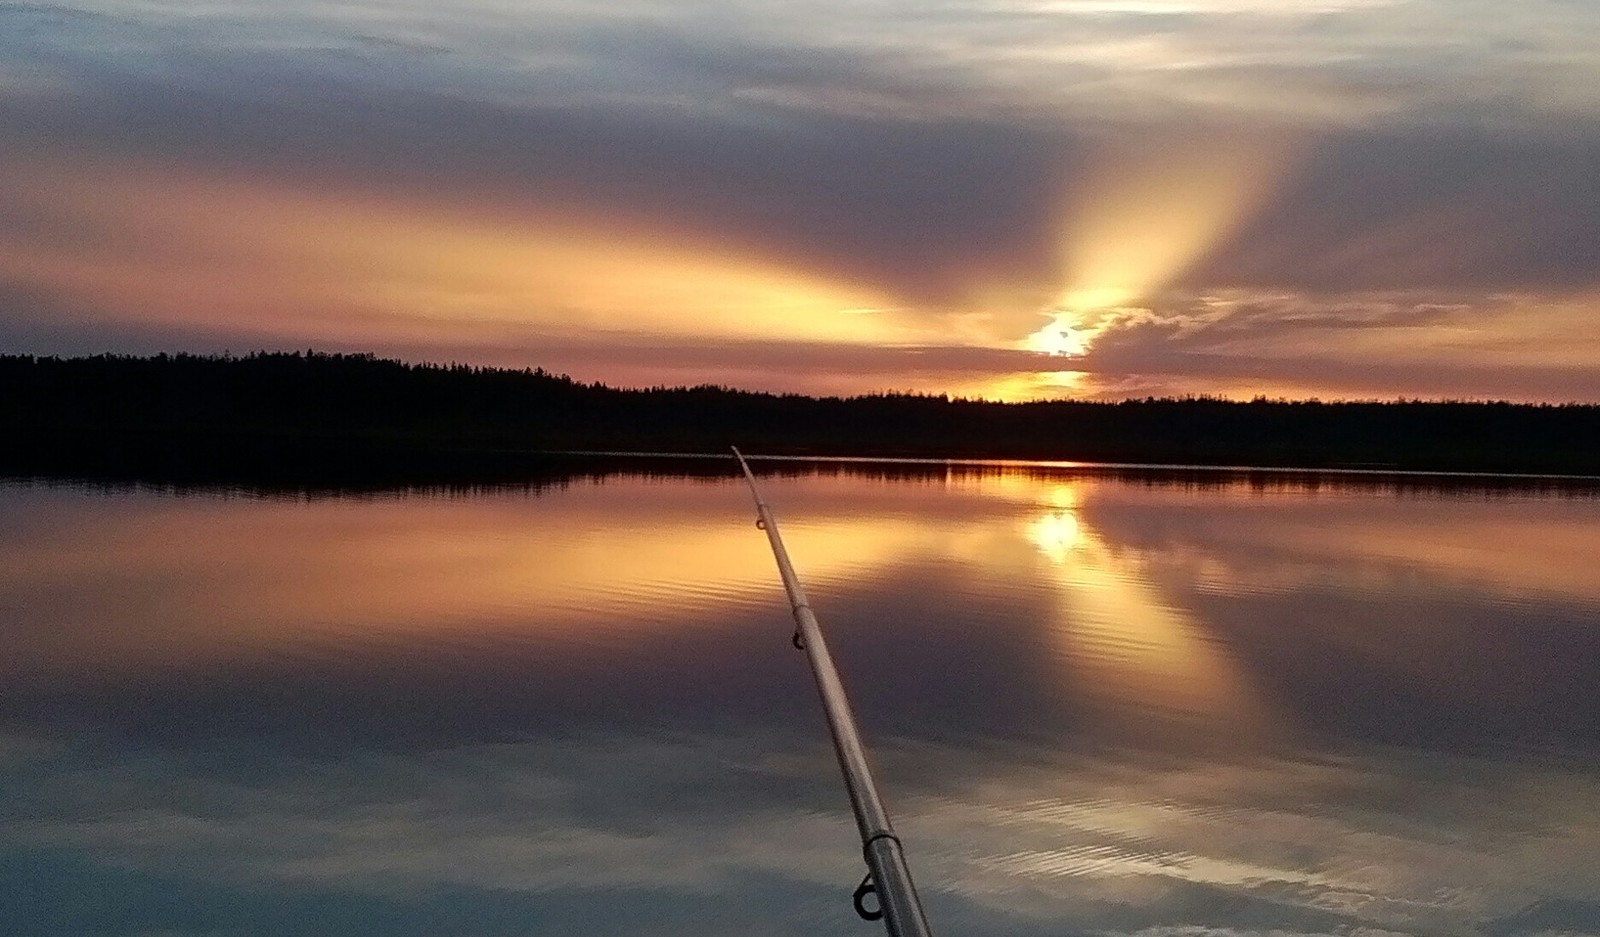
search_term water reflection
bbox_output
[0,484,970,682]
[1021,484,1271,739]
[3,464,1600,937]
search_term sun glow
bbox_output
[1008,131,1298,395]
[971,369,1090,401]
[3,132,1299,399]
[1025,316,1088,357]
[0,161,925,354]
[1058,134,1294,307]
[1027,511,1081,562]
[1022,493,1272,734]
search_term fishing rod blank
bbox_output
[733,447,934,937]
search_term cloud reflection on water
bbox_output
[7,729,1600,937]
[3,465,1600,936]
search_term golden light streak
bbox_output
[1058,135,1292,307]
[1022,481,1273,733]
[0,488,968,677]
[0,130,1306,400]
[0,162,927,352]
[967,369,1090,401]
[1016,131,1299,390]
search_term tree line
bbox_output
[4,350,1599,479]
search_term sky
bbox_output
[2,0,1599,401]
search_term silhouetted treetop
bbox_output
[4,350,1599,476]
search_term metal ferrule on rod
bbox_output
[733,447,935,937]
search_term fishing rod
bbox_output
[732,447,935,937]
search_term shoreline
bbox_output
[10,442,1600,495]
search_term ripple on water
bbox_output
[4,467,1600,937]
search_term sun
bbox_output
[1026,312,1090,356]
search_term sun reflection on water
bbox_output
[8,469,1600,937]
[1018,479,1272,737]
[1026,511,1081,564]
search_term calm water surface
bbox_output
[4,460,1600,936]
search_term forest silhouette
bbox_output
[4,351,1599,481]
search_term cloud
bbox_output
[1060,290,1600,401]
[1194,129,1600,294]
[0,73,1070,313]
[3,0,1600,399]
[8,728,1600,937]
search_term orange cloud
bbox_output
[0,160,935,354]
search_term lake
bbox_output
[4,457,1600,937]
